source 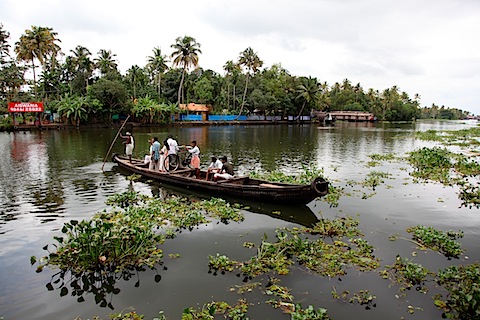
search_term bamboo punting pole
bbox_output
[101,115,130,172]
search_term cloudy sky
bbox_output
[1,0,480,114]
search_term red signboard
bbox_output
[8,102,44,112]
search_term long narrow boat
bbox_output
[112,154,328,204]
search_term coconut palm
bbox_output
[70,45,94,89]
[223,60,238,111]
[146,47,169,97]
[237,47,263,117]
[296,77,319,121]
[0,23,11,63]
[14,26,61,99]
[170,36,202,106]
[126,65,144,100]
[95,49,118,76]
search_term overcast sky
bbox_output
[1,0,480,114]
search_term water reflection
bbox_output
[45,265,163,309]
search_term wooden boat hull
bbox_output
[112,154,328,204]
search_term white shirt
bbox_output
[208,159,223,169]
[188,146,200,156]
[167,138,179,155]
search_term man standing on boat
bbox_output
[166,135,179,156]
[166,135,179,169]
[120,132,134,163]
[214,156,234,181]
[150,137,162,171]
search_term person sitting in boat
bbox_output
[120,131,134,163]
[214,156,234,181]
[206,156,223,181]
[144,138,154,169]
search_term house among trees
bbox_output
[180,103,212,121]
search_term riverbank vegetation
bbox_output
[0,24,471,126]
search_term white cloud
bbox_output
[1,0,479,114]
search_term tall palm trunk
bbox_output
[297,101,306,123]
[32,61,37,100]
[178,66,186,106]
[237,74,250,118]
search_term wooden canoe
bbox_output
[112,154,329,204]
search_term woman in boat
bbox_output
[159,139,168,172]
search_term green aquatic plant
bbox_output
[382,256,431,292]
[106,190,149,208]
[406,225,464,259]
[290,304,330,320]
[212,217,378,280]
[368,153,397,161]
[407,147,453,184]
[458,182,480,208]
[331,288,376,309]
[454,155,480,177]
[38,216,164,273]
[249,166,325,185]
[415,130,444,142]
[208,253,238,273]
[434,263,480,320]
[322,185,345,207]
[360,171,392,190]
[34,193,244,274]
[181,299,249,320]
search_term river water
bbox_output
[1,121,479,319]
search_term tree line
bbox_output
[0,24,471,125]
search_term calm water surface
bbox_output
[1,121,480,319]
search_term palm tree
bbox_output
[0,23,11,63]
[14,26,61,100]
[170,36,202,106]
[126,65,143,100]
[223,60,237,111]
[95,49,118,76]
[70,45,94,89]
[146,47,169,97]
[296,77,319,121]
[237,47,263,117]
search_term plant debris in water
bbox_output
[406,225,464,259]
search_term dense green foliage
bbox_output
[0,24,471,122]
